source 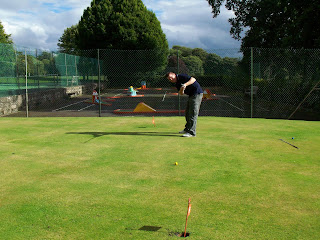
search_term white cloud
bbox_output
[0,0,240,51]
[1,0,91,50]
[144,0,240,49]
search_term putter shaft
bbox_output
[279,139,299,149]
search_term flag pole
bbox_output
[184,198,191,237]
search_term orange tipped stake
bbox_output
[184,198,191,237]
[152,116,156,127]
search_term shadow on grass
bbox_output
[66,131,180,142]
[138,225,162,231]
[125,226,189,238]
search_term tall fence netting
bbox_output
[0,43,319,120]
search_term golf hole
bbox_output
[175,232,190,237]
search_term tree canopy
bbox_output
[57,0,169,86]
[169,45,240,77]
[73,0,168,52]
[206,0,320,49]
[0,20,13,44]
[57,25,78,54]
[0,21,15,78]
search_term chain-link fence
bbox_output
[250,48,320,120]
[0,44,319,120]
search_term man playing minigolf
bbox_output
[166,72,203,137]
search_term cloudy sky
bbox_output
[0,0,241,51]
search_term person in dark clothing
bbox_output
[166,72,203,137]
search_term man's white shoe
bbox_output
[182,133,195,137]
[179,130,187,134]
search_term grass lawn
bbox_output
[0,117,319,239]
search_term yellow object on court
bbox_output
[133,102,156,112]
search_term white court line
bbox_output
[52,100,87,112]
[219,98,245,111]
[52,90,122,112]
[162,91,167,101]
[78,104,95,111]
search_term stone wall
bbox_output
[0,85,83,116]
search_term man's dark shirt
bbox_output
[175,73,203,96]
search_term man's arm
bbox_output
[179,77,196,95]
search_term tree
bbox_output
[172,46,193,57]
[167,55,189,74]
[170,46,205,75]
[182,56,204,75]
[0,44,15,77]
[77,0,168,52]
[206,0,320,49]
[63,0,170,87]
[0,21,15,78]
[37,52,58,75]
[16,53,37,76]
[57,25,78,54]
[0,20,13,44]
[192,48,208,62]
[221,57,238,76]
[203,53,223,75]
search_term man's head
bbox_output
[166,72,177,83]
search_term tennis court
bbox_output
[0,82,59,97]
[4,86,267,118]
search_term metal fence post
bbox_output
[65,53,68,86]
[75,55,78,77]
[36,49,39,88]
[14,47,20,88]
[250,47,254,118]
[177,49,179,74]
[98,49,101,117]
[25,50,29,118]
[177,49,181,115]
